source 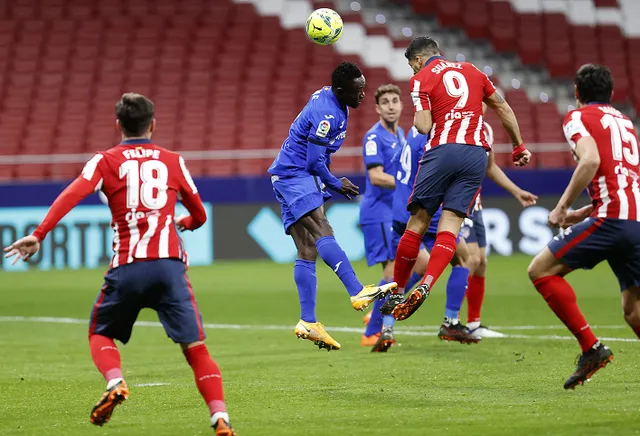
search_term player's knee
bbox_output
[476,255,488,276]
[297,245,317,261]
[527,257,543,282]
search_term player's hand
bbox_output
[516,189,538,208]
[339,177,359,200]
[548,206,568,229]
[3,235,41,265]
[513,149,532,167]
[175,214,188,232]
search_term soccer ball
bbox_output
[305,8,343,45]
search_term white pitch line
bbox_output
[0,316,637,343]
[132,382,171,387]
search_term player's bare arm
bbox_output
[367,165,395,189]
[413,110,432,135]
[548,136,600,227]
[484,92,530,167]
[486,150,537,207]
[562,204,595,227]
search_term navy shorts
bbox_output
[89,259,205,344]
[460,210,487,248]
[362,222,395,266]
[549,218,640,291]
[271,174,332,234]
[409,143,487,217]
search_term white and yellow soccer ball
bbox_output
[305,8,343,45]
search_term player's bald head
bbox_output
[404,37,440,61]
[574,64,614,105]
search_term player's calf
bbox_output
[621,287,640,339]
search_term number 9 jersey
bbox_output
[563,104,640,220]
[410,56,496,151]
[33,138,207,268]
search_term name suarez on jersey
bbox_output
[431,61,463,74]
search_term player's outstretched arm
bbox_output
[3,175,97,263]
[486,150,537,207]
[175,156,207,232]
[484,92,530,167]
[548,136,600,227]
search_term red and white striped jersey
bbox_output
[33,140,207,268]
[563,104,640,221]
[410,57,497,152]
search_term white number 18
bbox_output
[119,160,169,209]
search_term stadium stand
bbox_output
[0,0,636,180]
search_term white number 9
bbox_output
[443,70,469,109]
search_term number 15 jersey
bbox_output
[33,138,206,268]
[410,56,496,151]
[563,104,640,221]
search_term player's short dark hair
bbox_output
[331,62,363,90]
[375,84,402,104]
[116,93,155,137]
[405,36,440,60]
[575,64,614,104]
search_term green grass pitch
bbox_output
[1,255,639,435]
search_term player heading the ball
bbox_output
[267,62,398,351]
[389,36,531,321]
[3,93,236,435]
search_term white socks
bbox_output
[467,321,481,331]
[211,411,230,426]
[106,377,123,390]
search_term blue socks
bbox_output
[444,266,470,321]
[364,279,388,337]
[406,272,422,293]
[316,236,362,297]
[294,259,317,322]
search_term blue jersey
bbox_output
[359,122,405,225]
[392,127,445,229]
[268,87,348,177]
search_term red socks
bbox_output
[184,344,226,415]
[533,276,598,352]
[466,276,485,324]
[89,334,123,382]
[393,230,422,291]
[420,231,457,289]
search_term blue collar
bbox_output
[119,138,153,145]
[587,101,610,105]
[425,55,446,66]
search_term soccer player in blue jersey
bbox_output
[359,84,406,349]
[268,62,398,351]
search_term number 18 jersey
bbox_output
[563,104,640,221]
[80,138,203,267]
[410,56,496,151]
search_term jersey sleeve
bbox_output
[80,153,106,191]
[410,76,431,112]
[176,155,207,230]
[32,156,102,241]
[563,111,591,150]
[307,106,333,146]
[363,134,384,169]
[482,72,497,98]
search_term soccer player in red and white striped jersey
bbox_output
[3,94,235,435]
[390,36,531,321]
[528,64,640,390]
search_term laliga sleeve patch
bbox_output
[316,119,331,138]
[365,140,378,156]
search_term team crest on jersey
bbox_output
[317,120,331,138]
[365,140,377,156]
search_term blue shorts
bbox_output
[89,259,205,344]
[549,218,640,291]
[361,222,395,266]
[460,210,487,248]
[271,174,332,234]
[409,143,487,217]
